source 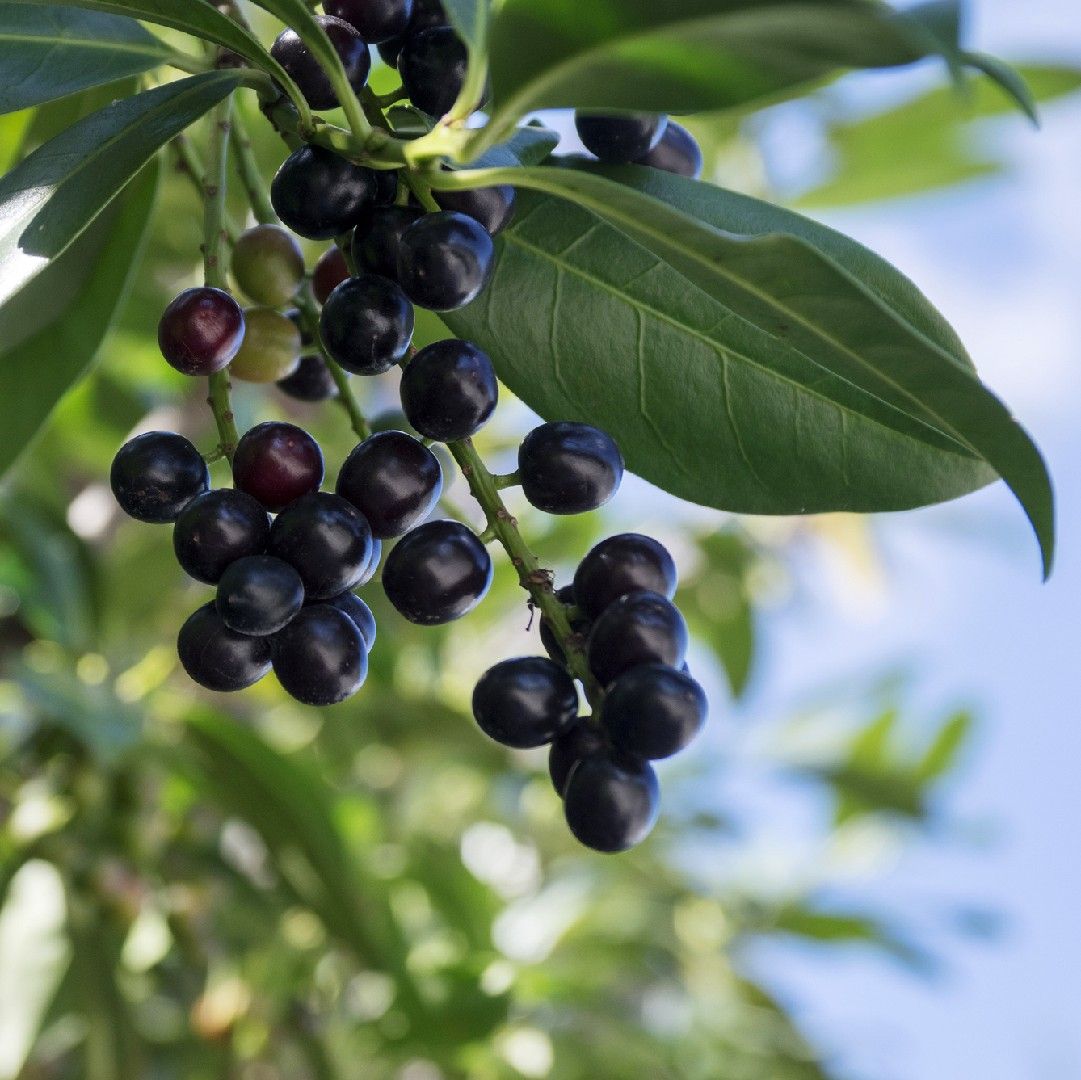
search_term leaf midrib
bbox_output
[0,31,169,58]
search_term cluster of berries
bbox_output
[472,534,705,853]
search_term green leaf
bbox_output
[486,0,972,128]
[0,160,158,483]
[440,163,1053,576]
[476,123,560,168]
[0,70,240,309]
[917,709,973,781]
[444,0,489,53]
[0,5,174,116]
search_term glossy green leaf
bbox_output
[0,5,174,116]
[487,0,970,127]
[444,0,489,53]
[0,161,158,483]
[441,163,1053,576]
[0,70,241,309]
[476,123,560,168]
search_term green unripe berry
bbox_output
[229,307,303,383]
[231,225,305,308]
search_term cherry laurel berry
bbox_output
[575,112,669,164]
[563,753,660,853]
[173,489,271,585]
[271,146,380,241]
[573,533,678,621]
[158,287,245,376]
[634,121,704,179]
[178,602,272,693]
[270,16,370,110]
[325,0,413,44]
[548,720,609,798]
[216,555,305,637]
[472,657,579,749]
[397,211,495,312]
[601,663,708,760]
[277,355,339,403]
[273,605,368,706]
[587,590,689,687]
[319,274,415,375]
[399,339,498,442]
[323,591,377,650]
[110,432,209,524]
[399,26,467,118]
[233,422,325,512]
[518,422,624,515]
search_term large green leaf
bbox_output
[0,161,158,482]
[440,164,1053,575]
[0,70,240,309]
[444,0,489,53]
[487,0,973,127]
[0,5,174,116]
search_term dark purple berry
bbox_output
[434,184,516,236]
[312,246,350,304]
[270,16,370,111]
[173,489,271,584]
[178,602,272,692]
[319,274,414,375]
[472,657,578,749]
[269,491,373,600]
[323,591,377,650]
[400,339,498,442]
[518,422,624,515]
[382,519,491,625]
[352,204,422,281]
[634,121,703,179]
[357,537,382,586]
[397,211,494,311]
[233,422,324,512]
[277,355,339,402]
[575,112,668,164]
[216,555,305,636]
[573,534,677,621]
[271,146,380,240]
[601,663,707,760]
[563,752,659,852]
[587,590,688,687]
[326,0,413,44]
[548,720,609,798]
[272,605,367,705]
[158,287,245,376]
[378,0,447,66]
[110,432,209,523]
[336,431,442,538]
[399,26,466,118]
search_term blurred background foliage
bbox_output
[1,23,1078,1079]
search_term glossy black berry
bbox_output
[270,16,370,110]
[575,112,668,164]
[518,422,624,515]
[548,720,608,798]
[319,274,414,375]
[110,432,209,524]
[178,602,272,692]
[312,245,350,304]
[400,340,498,442]
[233,422,324,512]
[539,585,591,666]
[277,355,339,402]
[173,489,271,584]
[602,663,707,760]
[269,492,373,600]
[634,121,703,179]
[326,0,412,44]
[587,590,688,687]
[352,204,422,281]
[357,537,382,586]
[272,605,367,706]
[323,591,377,650]
[472,657,578,749]
[434,183,516,236]
[336,431,442,538]
[563,752,659,852]
[216,555,305,636]
[382,519,491,625]
[397,211,494,311]
[378,0,446,65]
[573,534,677,621]
[158,287,245,376]
[271,145,380,240]
[399,26,467,118]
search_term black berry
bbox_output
[378,0,446,66]
[272,605,367,705]
[312,245,350,304]
[271,145,379,240]
[352,204,422,281]
[233,422,324,512]
[110,432,209,524]
[587,590,688,687]
[634,121,703,179]
[323,591,377,650]
[319,274,414,375]
[472,657,578,749]
[277,355,339,402]
[434,184,516,236]
[573,534,677,621]
[397,211,494,311]
[382,519,491,625]
[518,422,624,515]
[173,489,271,584]
[563,752,659,852]
[400,339,498,442]
[336,431,442,538]
[269,491,373,600]
[326,0,412,44]
[231,225,305,307]
[601,663,707,760]
[575,112,668,164]
[548,720,608,797]
[216,555,305,636]
[399,26,467,118]
[178,602,272,692]
[158,287,245,376]
[357,537,382,586]
[270,16,370,111]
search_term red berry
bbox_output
[158,287,245,376]
[233,422,324,512]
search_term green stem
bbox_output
[202,97,240,461]
[447,438,597,700]
[173,134,237,243]
[230,122,277,225]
